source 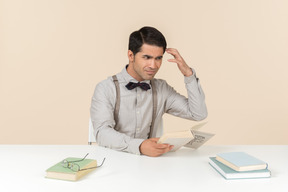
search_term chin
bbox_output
[144,75,155,80]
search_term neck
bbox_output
[126,63,144,82]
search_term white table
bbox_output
[0,145,287,192]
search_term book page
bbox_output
[184,130,215,149]
[162,137,193,152]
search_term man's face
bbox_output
[127,44,164,82]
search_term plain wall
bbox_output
[1,0,288,145]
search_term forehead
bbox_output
[138,44,164,56]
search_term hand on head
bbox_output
[166,48,193,77]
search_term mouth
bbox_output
[145,69,157,75]
[146,71,156,75]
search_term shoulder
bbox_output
[95,76,114,88]
[152,78,178,99]
[93,76,116,97]
[152,78,167,85]
[152,78,173,91]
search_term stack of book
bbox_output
[209,152,271,180]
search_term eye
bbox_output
[143,55,151,59]
[156,56,163,60]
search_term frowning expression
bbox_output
[127,44,164,81]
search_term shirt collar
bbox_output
[120,65,151,84]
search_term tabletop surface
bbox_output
[1,145,287,192]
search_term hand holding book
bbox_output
[157,122,214,151]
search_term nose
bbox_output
[149,59,157,69]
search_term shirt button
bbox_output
[137,111,140,114]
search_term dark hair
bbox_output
[128,26,167,55]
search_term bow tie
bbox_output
[126,82,151,91]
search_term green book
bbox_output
[209,157,271,180]
[46,157,97,181]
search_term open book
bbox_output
[157,122,214,151]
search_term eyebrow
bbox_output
[143,54,153,58]
[156,56,163,59]
[142,54,163,59]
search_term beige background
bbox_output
[1,0,287,145]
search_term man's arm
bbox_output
[165,48,208,120]
[90,80,144,155]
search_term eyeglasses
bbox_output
[61,153,106,172]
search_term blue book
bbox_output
[209,157,271,180]
[216,152,268,171]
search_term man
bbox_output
[90,26,207,157]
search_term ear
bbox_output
[127,50,135,62]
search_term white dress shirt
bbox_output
[90,66,207,155]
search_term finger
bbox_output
[166,48,178,53]
[167,58,180,64]
[149,138,160,142]
[155,143,171,149]
[167,52,183,61]
[155,146,171,154]
[167,51,178,58]
[166,48,179,57]
[151,144,173,156]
